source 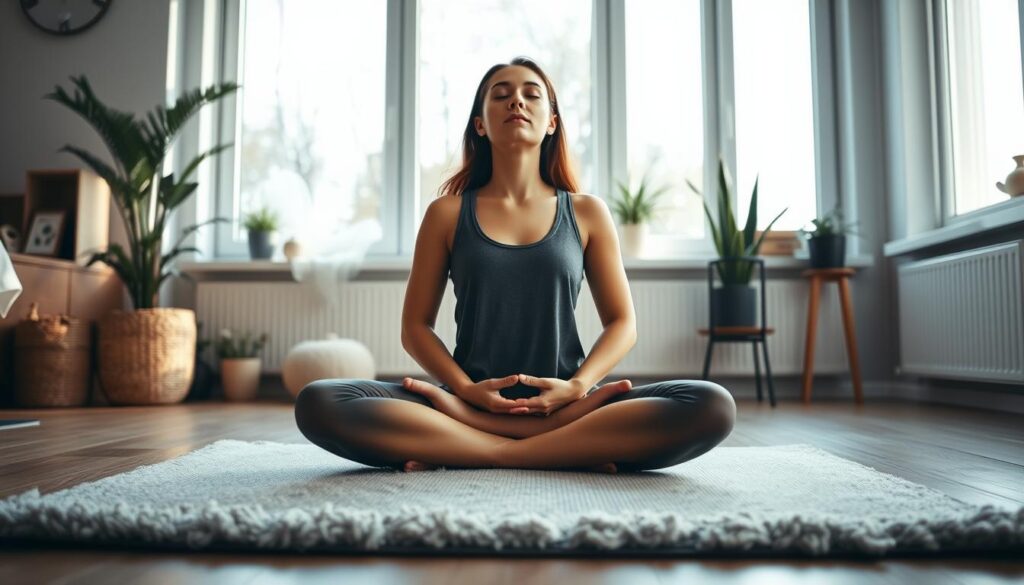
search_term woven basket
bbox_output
[97,308,196,405]
[14,304,91,407]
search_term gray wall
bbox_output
[834,0,894,386]
[0,1,171,253]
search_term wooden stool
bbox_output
[801,267,863,404]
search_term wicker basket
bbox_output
[97,308,196,405]
[14,303,91,407]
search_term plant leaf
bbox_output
[742,175,759,249]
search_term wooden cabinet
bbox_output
[0,253,126,407]
[0,168,110,267]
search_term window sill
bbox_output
[884,197,1024,257]
[178,253,875,282]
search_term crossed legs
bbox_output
[294,379,736,472]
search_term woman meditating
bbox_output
[294,57,736,473]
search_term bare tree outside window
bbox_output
[733,0,815,231]
[945,0,1024,216]
[235,0,386,252]
[625,0,704,243]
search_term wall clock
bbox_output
[21,0,112,36]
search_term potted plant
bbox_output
[210,328,269,402]
[610,170,671,257]
[686,156,787,327]
[243,205,280,260]
[46,75,238,405]
[798,206,861,268]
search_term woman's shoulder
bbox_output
[424,193,465,253]
[566,192,611,248]
[567,191,610,223]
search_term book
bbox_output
[0,419,41,431]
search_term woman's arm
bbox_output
[570,194,638,390]
[400,197,476,393]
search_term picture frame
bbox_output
[0,224,20,253]
[23,210,66,256]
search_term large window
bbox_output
[733,0,816,231]
[211,0,829,259]
[221,0,387,257]
[942,0,1024,217]
[417,0,593,224]
[624,0,705,240]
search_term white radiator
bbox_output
[897,240,1024,383]
[196,278,848,378]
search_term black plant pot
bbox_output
[248,230,275,260]
[808,234,846,268]
[711,285,757,327]
[185,357,214,402]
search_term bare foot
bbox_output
[403,460,441,472]
[403,460,617,473]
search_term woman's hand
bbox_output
[450,375,527,414]
[401,377,484,421]
[509,375,592,416]
[402,376,633,439]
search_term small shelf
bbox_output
[8,251,111,274]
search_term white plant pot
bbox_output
[219,357,261,402]
[619,222,648,257]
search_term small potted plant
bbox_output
[610,169,671,257]
[687,156,787,327]
[799,206,861,268]
[242,205,280,260]
[209,328,269,401]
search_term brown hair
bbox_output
[437,56,581,198]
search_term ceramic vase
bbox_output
[619,223,648,257]
[283,237,303,261]
[996,155,1024,197]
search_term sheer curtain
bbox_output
[287,217,383,308]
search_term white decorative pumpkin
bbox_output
[281,333,376,397]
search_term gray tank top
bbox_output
[448,186,587,398]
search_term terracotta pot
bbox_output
[619,223,648,257]
[220,357,261,401]
[97,308,196,405]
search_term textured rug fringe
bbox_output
[2,488,1021,555]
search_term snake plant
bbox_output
[686,156,787,285]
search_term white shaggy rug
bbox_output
[0,440,1021,557]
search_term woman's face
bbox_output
[474,65,558,149]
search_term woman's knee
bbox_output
[668,380,736,442]
[294,379,372,436]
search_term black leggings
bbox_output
[294,378,736,472]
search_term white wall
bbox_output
[0,1,172,254]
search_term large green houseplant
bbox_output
[687,156,787,326]
[46,75,238,404]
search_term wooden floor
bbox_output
[0,395,1021,585]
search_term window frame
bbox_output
[201,0,835,260]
